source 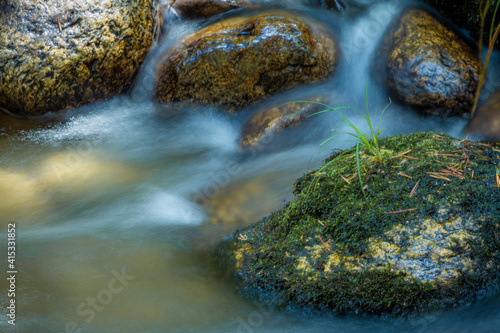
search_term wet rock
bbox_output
[374,8,480,117]
[218,132,500,315]
[154,12,338,113]
[0,0,156,117]
[464,90,500,140]
[172,0,248,20]
[240,96,328,150]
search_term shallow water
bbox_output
[1,0,499,332]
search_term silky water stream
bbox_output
[1,1,500,332]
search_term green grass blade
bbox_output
[355,138,365,196]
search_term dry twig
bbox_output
[385,208,418,214]
[409,179,420,198]
[318,235,331,252]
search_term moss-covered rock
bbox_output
[239,96,328,150]
[154,12,338,113]
[218,132,500,315]
[373,8,480,117]
[465,90,500,140]
[0,0,156,117]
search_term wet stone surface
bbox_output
[0,0,156,116]
[154,12,338,113]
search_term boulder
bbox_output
[464,90,500,140]
[218,132,500,315]
[373,8,480,117]
[0,0,156,117]
[154,12,338,113]
[239,96,328,150]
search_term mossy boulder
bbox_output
[218,132,500,315]
[239,96,328,150]
[154,12,338,113]
[0,0,156,117]
[373,8,480,117]
[465,90,500,141]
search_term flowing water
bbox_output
[1,0,500,332]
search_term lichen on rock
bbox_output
[0,0,156,117]
[218,132,500,315]
[154,12,338,113]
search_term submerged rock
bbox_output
[374,8,480,117]
[0,0,156,117]
[0,151,141,221]
[198,175,285,225]
[239,96,328,150]
[218,132,500,315]
[154,12,338,113]
[464,90,500,140]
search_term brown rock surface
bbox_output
[0,0,156,117]
[154,12,338,113]
[240,96,328,150]
[374,8,480,116]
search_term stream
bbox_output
[1,0,500,332]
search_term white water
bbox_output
[1,1,499,332]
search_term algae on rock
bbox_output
[219,132,500,315]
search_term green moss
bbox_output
[219,132,500,315]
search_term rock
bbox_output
[217,132,500,315]
[239,96,328,150]
[172,0,248,20]
[373,8,480,117]
[0,0,156,117]
[154,12,338,113]
[464,90,500,140]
